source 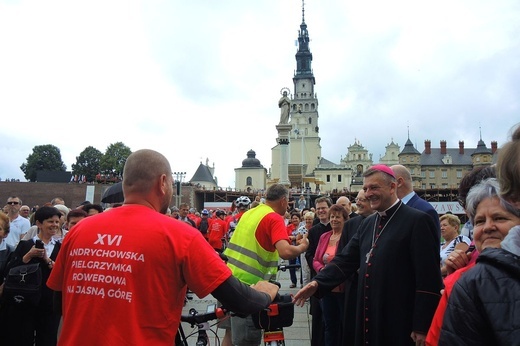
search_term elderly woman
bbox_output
[287,212,302,288]
[425,179,520,345]
[313,204,348,346]
[439,214,470,277]
[0,206,62,345]
[293,211,314,287]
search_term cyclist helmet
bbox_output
[216,210,226,217]
[235,196,251,208]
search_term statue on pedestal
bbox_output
[278,89,291,125]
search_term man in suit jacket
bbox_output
[391,164,441,242]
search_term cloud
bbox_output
[1,0,519,188]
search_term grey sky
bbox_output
[1,0,518,188]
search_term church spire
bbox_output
[301,0,305,23]
[294,0,314,80]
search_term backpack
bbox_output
[3,263,42,306]
[199,218,209,236]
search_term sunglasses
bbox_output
[7,201,20,205]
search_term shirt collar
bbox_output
[378,199,401,217]
[401,191,416,205]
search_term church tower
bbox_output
[271,2,322,188]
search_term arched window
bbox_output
[308,117,312,124]
[311,103,315,111]
[246,177,252,185]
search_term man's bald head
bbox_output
[390,164,413,198]
[123,149,172,196]
[336,196,352,214]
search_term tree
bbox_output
[20,144,67,182]
[100,142,132,178]
[72,146,103,182]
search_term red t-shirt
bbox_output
[47,205,231,345]
[254,212,290,252]
[286,224,296,237]
[208,218,227,250]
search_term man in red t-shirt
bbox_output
[47,149,278,346]
[207,210,227,251]
[224,184,309,345]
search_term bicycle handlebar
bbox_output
[277,263,301,272]
[180,307,227,326]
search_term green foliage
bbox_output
[100,142,132,178]
[20,144,67,182]
[72,146,103,182]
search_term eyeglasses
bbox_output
[7,201,20,205]
[355,198,368,203]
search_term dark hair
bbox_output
[265,184,288,202]
[67,209,88,222]
[314,196,332,207]
[328,204,349,220]
[34,206,62,224]
[458,166,496,208]
[290,212,301,220]
[83,204,104,214]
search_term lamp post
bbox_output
[173,171,186,207]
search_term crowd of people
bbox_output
[0,123,518,345]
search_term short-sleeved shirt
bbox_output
[254,212,290,252]
[47,205,231,345]
[440,235,471,266]
[6,215,30,248]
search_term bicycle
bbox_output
[176,303,229,346]
[251,263,301,346]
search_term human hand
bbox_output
[410,331,426,346]
[250,281,279,302]
[27,246,45,260]
[445,248,471,275]
[292,281,318,307]
[297,233,309,251]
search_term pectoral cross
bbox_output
[365,248,373,264]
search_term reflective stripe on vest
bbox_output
[224,204,279,285]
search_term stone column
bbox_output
[276,124,292,186]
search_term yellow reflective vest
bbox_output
[224,204,279,285]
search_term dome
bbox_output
[242,149,263,168]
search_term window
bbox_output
[422,184,426,189]
[456,170,462,178]
[429,171,435,178]
[308,117,312,124]
[442,183,448,188]
[326,175,330,182]
[441,170,447,179]
[402,157,407,163]
[421,171,426,178]
[410,168,415,174]
[246,177,252,185]
[338,175,342,182]
[410,157,414,162]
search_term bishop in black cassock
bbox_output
[294,165,442,346]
